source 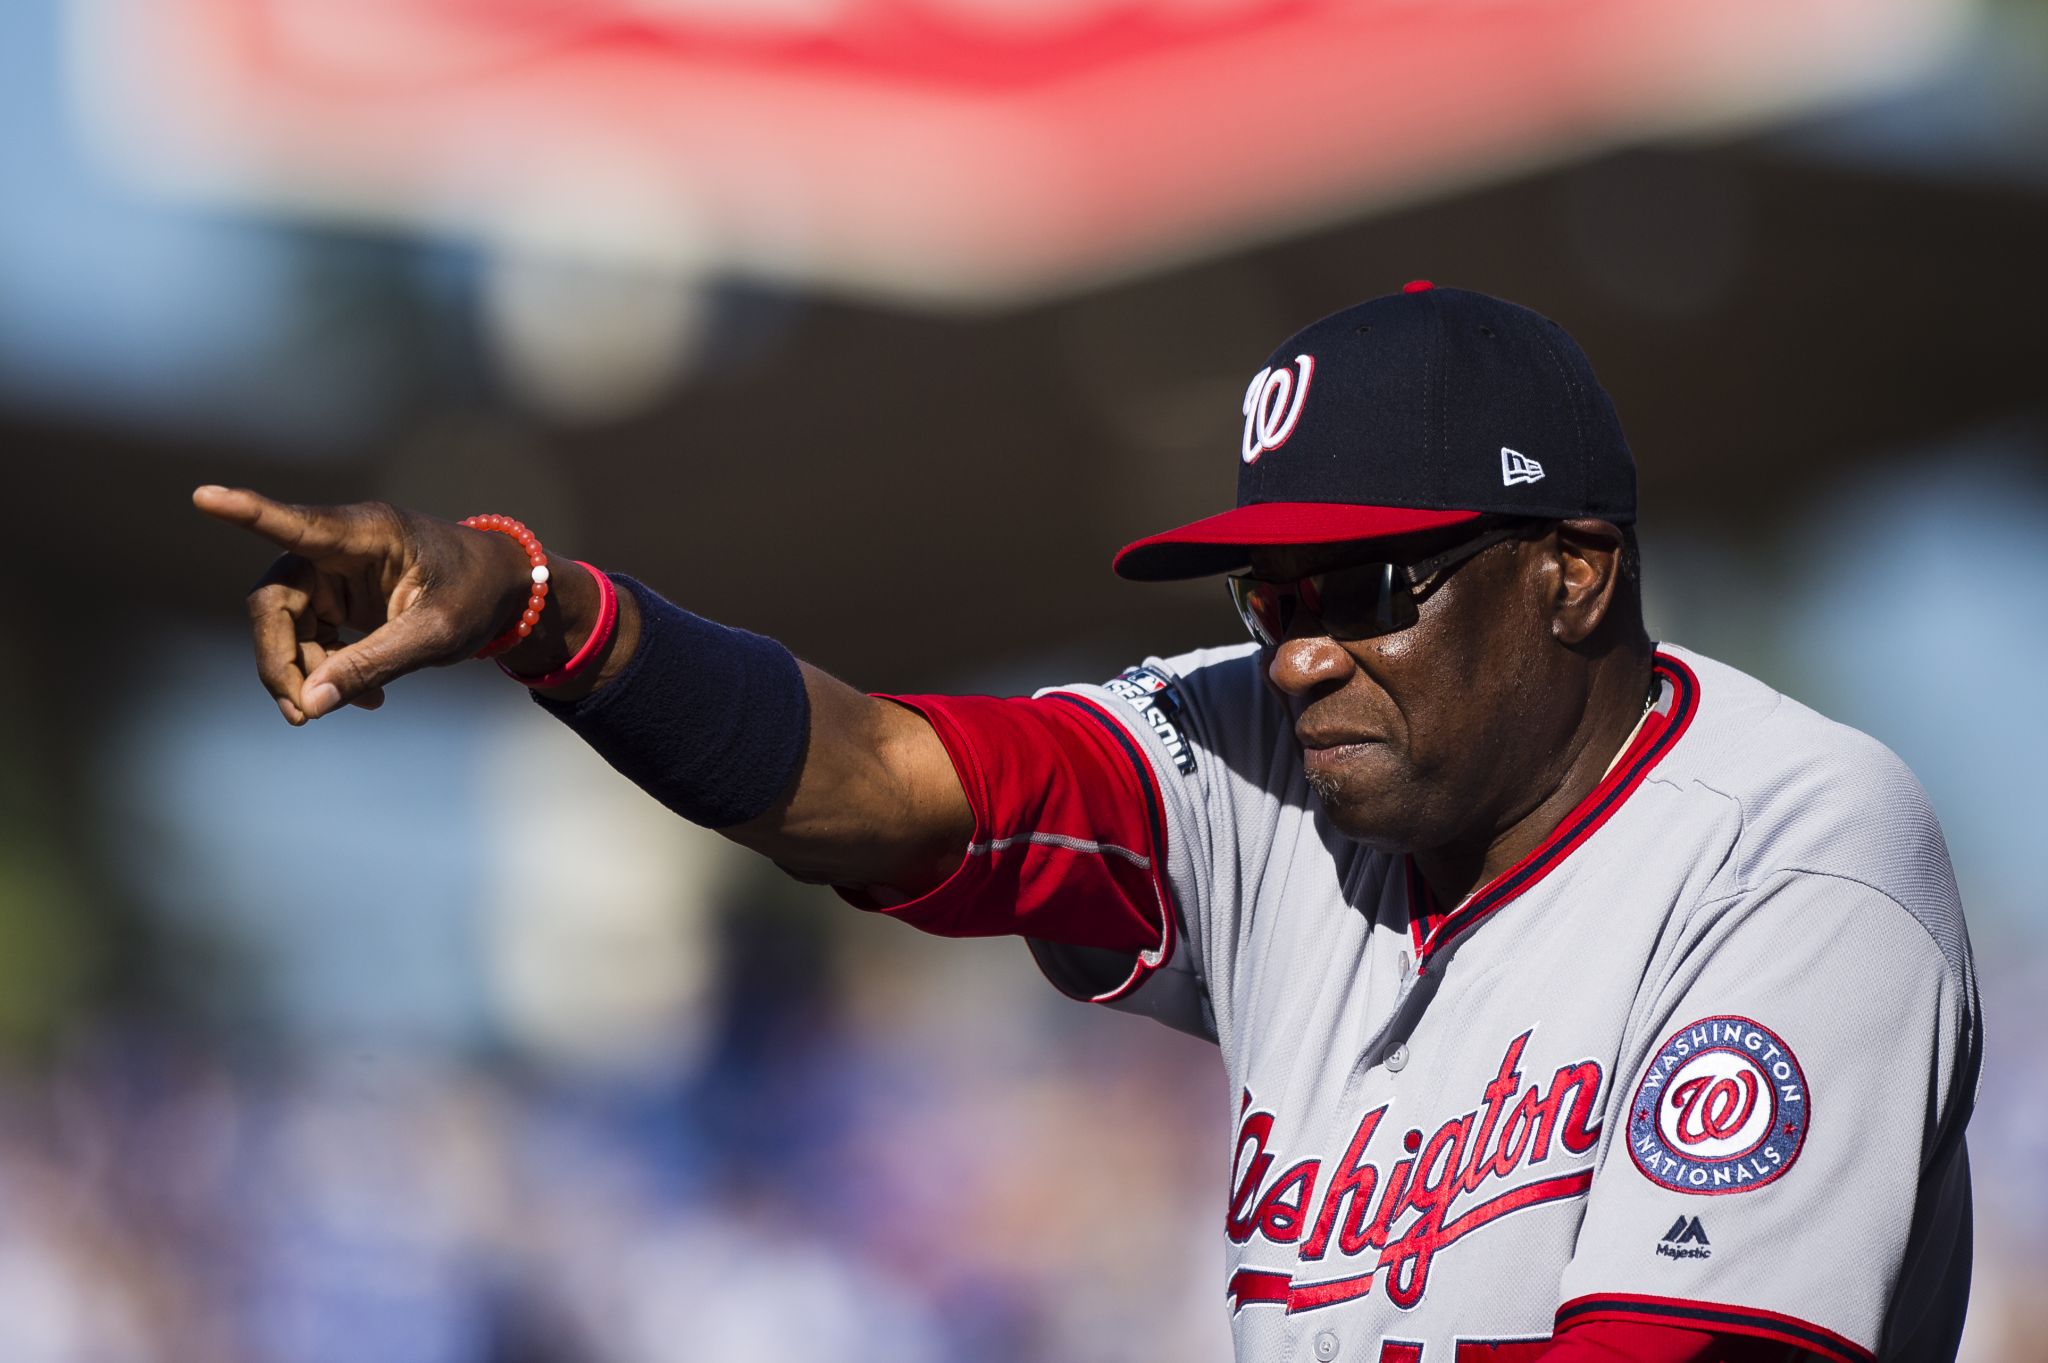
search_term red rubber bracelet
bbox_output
[499,562,617,690]
[460,513,550,659]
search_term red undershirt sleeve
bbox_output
[834,693,1175,964]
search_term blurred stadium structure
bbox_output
[66,0,1965,305]
[3,0,2047,1359]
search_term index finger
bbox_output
[192,485,356,556]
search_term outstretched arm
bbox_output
[193,486,971,897]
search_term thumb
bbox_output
[192,485,375,557]
[300,610,459,718]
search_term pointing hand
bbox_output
[193,486,538,723]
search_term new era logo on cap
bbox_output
[1501,447,1545,486]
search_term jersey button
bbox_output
[1397,952,1413,979]
[1385,1044,1409,1073]
[1314,1330,1341,1360]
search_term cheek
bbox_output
[1350,621,1483,757]
[1357,581,1538,770]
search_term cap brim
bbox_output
[1112,503,1485,581]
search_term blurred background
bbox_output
[3,0,2046,1359]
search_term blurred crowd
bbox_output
[0,926,1232,1363]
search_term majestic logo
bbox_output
[1628,1016,1808,1195]
[1225,1031,1603,1314]
[1656,1215,1711,1260]
[1241,354,1315,464]
[1103,666,1195,774]
[1500,447,1545,486]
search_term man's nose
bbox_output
[1265,634,1357,697]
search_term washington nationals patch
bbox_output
[1628,1016,1809,1195]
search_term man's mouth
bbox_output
[1300,736,1384,782]
[1295,725,1382,751]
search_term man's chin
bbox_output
[1303,772,1424,852]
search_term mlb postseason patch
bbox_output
[1102,666,1196,775]
[1628,1016,1808,1195]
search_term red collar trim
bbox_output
[1407,652,1700,967]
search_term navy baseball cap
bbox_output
[1113,282,1637,581]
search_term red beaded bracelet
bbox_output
[499,562,618,690]
[460,513,550,658]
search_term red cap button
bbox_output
[1403,279,1434,293]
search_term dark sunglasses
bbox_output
[1226,523,1534,647]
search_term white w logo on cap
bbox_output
[1241,354,1315,464]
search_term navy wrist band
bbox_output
[533,575,811,828]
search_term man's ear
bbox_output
[1547,519,1626,646]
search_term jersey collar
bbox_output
[1405,650,1700,969]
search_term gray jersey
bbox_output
[1029,642,1978,1363]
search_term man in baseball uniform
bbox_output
[197,282,1979,1363]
